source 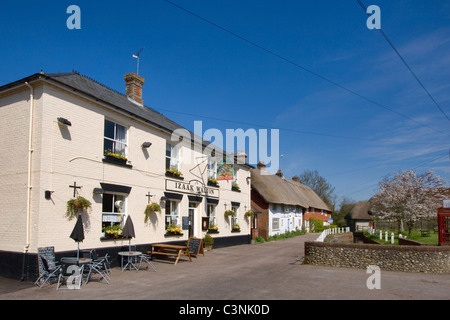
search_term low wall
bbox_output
[398,237,423,246]
[304,241,450,273]
[326,233,353,243]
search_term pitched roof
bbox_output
[285,178,331,212]
[1,71,253,168]
[350,200,373,220]
[251,168,331,211]
[49,72,184,134]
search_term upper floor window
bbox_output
[104,119,127,157]
[166,143,179,171]
[207,158,216,179]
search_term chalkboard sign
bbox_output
[182,216,190,230]
[187,237,204,257]
[38,246,57,279]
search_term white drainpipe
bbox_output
[24,82,34,255]
[21,81,34,281]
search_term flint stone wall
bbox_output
[304,241,450,273]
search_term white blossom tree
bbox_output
[371,170,446,235]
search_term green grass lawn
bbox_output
[365,229,439,245]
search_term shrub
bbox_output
[309,218,324,233]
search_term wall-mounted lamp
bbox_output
[93,188,104,195]
[160,196,168,202]
[57,117,72,126]
[44,190,54,200]
[141,141,152,148]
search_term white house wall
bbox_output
[0,80,251,254]
[268,204,303,237]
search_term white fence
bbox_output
[315,227,350,242]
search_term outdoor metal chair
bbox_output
[34,256,61,288]
[138,253,157,272]
[56,262,83,290]
[85,250,111,284]
[92,250,111,275]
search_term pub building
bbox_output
[0,71,251,280]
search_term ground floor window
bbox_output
[207,204,217,230]
[272,218,280,231]
[231,206,239,229]
[165,200,180,229]
[102,193,126,237]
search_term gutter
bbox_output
[21,81,34,281]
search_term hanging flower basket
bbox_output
[244,210,255,219]
[65,196,92,221]
[144,202,161,223]
[224,210,235,219]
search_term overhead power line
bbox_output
[357,0,450,124]
[154,105,445,147]
[163,0,450,137]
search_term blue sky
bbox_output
[1,0,449,205]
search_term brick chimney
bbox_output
[124,73,145,105]
[257,161,266,171]
[236,150,248,164]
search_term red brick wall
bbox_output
[304,210,332,222]
[251,188,269,240]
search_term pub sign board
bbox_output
[166,179,219,198]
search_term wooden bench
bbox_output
[420,229,430,237]
[147,244,192,265]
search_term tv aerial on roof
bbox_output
[132,47,144,75]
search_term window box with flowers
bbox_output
[165,224,183,237]
[207,178,219,187]
[231,224,241,232]
[165,169,184,180]
[102,224,123,239]
[207,223,219,234]
[231,183,241,192]
[103,149,132,168]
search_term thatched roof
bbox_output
[250,168,331,211]
[350,200,373,220]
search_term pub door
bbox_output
[188,202,198,238]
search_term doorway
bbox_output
[188,202,198,238]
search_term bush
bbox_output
[266,228,306,242]
[255,237,265,243]
[309,218,324,233]
[203,233,214,246]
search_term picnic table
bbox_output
[148,244,192,265]
[420,229,430,237]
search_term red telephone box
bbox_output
[437,207,450,246]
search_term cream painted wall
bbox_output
[0,80,251,254]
